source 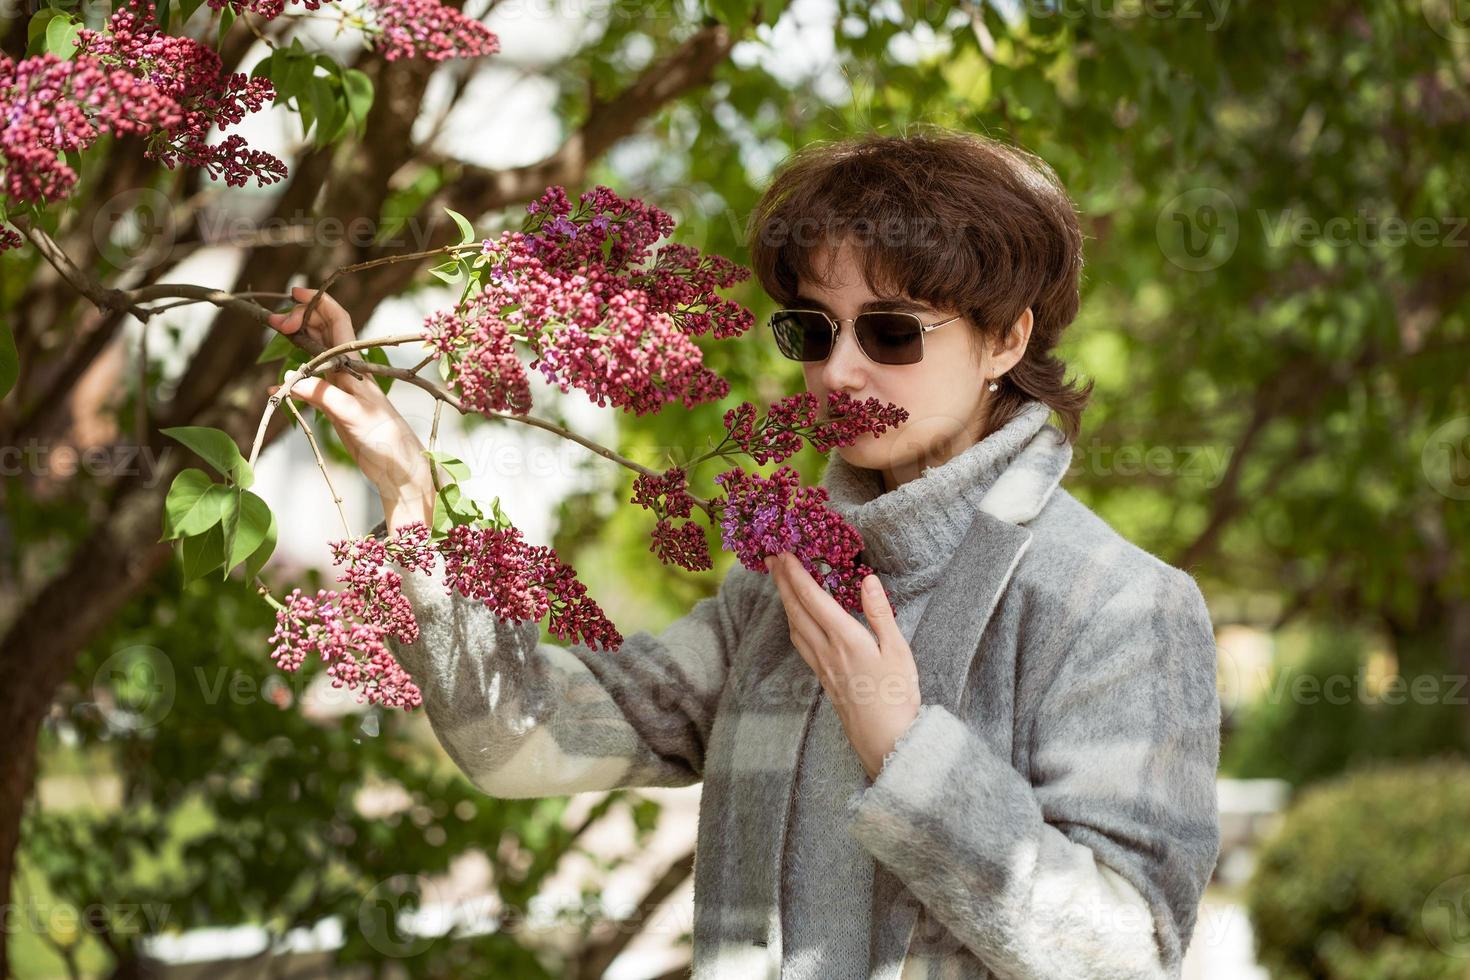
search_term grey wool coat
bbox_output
[386,398,1223,980]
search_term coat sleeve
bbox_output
[843,567,1222,979]
[385,555,763,798]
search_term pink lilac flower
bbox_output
[206,0,333,20]
[0,50,185,206]
[72,1,286,187]
[364,0,501,62]
[808,391,910,451]
[438,522,622,650]
[452,184,754,417]
[722,391,910,465]
[632,467,709,570]
[329,535,419,644]
[423,291,533,415]
[650,519,712,571]
[713,465,876,612]
[630,466,696,519]
[268,588,423,710]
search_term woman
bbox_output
[266,128,1221,980]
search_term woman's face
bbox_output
[794,243,997,490]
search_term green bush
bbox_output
[1245,757,1470,979]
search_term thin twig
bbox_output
[282,396,352,538]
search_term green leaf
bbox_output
[444,207,476,246]
[306,74,346,146]
[155,0,171,30]
[341,68,374,137]
[44,15,81,58]
[180,523,226,583]
[243,506,278,580]
[0,317,17,400]
[422,450,471,483]
[160,426,254,488]
[361,345,394,395]
[225,490,273,576]
[216,5,234,47]
[177,0,208,28]
[28,10,63,49]
[161,469,231,541]
[428,258,464,285]
[255,329,298,364]
[218,486,242,579]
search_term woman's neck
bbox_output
[879,414,992,492]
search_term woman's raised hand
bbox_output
[265,285,434,531]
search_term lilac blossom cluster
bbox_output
[266,523,438,709]
[0,0,284,228]
[713,466,876,612]
[721,390,910,465]
[438,522,622,650]
[424,185,754,418]
[630,466,710,572]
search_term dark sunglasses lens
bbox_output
[855,312,925,365]
[770,310,833,362]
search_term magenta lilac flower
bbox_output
[438,523,623,651]
[445,184,754,417]
[722,391,910,465]
[73,1,286,187]
[0,0,286,217]
[650,519,712,572]
[423,291,533,415]
[713,465,875,611]
[329,535,419,644]
[631,466,696,519]
[364,0,501,62]
[268,588,423,710]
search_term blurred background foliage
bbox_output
[5,0,1470,975]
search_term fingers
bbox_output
[766,554,820,655]
[266,285,357,348]
[268,377,363,422]
[859,574,901,650]
[775,551,862,634]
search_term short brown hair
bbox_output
[746,126,1092,442]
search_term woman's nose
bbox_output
[820,320,869,392]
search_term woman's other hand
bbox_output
[265,285,433,532]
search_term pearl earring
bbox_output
[988,380,999,392]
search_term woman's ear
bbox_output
[988,307,1034,375]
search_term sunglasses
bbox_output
[769,308,964,366]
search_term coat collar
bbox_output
[819,399,1073,574]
